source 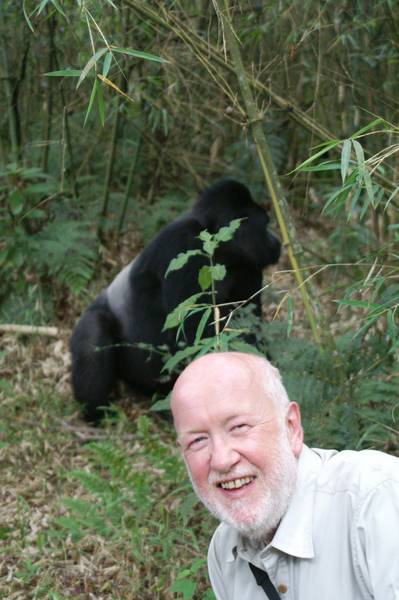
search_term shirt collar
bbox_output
[226,445,321,563]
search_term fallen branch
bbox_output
[0,324,65,337]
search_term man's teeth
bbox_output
[220,476,254,490]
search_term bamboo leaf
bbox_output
[45,69,81,77]
[22,0,35,33]
[352,139,366,173]
[50,0,66,17]
[97,83,105,127]
[103,52,112,77]
[97,74,134,102]
[84,79,98,126]
[352,118,386,138]
[291,139,341,173]
[195,307,212,344]
[110,46,167,63]
[77,47,108,89]
[341,139,351,183]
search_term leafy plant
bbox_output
[51,415,215,599]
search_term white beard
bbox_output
[189,428,298,544]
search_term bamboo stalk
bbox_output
[118,128,142,234]
[98,98,121,238]
[217,0,322,345]
[0,4,19,163]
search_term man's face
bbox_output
[172,355,303,542]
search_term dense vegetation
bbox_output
[1,1,398,597]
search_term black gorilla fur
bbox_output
[70,180,281,422]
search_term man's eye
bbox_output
[188,436,207,450]
[232,423,249,432]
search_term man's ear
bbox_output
[285,402,303,457]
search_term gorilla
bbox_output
[70,180,281,422]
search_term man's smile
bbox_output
[218,476,256,490]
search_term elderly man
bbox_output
[171,352,399,600]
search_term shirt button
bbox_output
[278,584,288,594]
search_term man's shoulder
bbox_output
[310,446,399,495]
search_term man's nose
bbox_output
[209,436,240,473]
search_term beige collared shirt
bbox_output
[208,445,399,600]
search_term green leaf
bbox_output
[209,264,226,281]
[162,293,204,331]
[103,52,112,77]
[162,345,201,373]
[385,184,399,212]
[352,117,386,138]
[198,266,212,291]
[291,139,341,173]
[50,0,66,17]
[45,69,82,77]
[22,0,35,33]
[77,47,108,89]
[84,79,98,126]
[363,170,375,207]
[341,139,351,183]
[229,341,263,356]
[352,140,366,173]
[97,83,105,127]
[169,578,197,600]
[214,218,243,242]
[110,46,167,63]
[203,240,218,255]
[9,189,24,215]
[300,161,341,172]
[165,250,202,277]
[150,393,171,412]
[195,307,212,344]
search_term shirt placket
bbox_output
[261,551,291,600]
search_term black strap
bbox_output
[249,563,281,600]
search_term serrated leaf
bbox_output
[198,230,212,242]
[202,238,218,255]
[214,218,243,242]
[165,250,202,277]
[341,139,351,183]
[209,264,226,281]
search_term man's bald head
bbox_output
[171,352,290,431]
